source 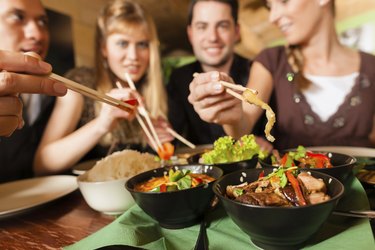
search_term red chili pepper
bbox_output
[280,154,295,168]
[123,99,138,106]
[306,152,332,168]
[258,171,265,179]
[306,152,329,160]
[159,184,167,192]
[194,177,203,184]
[286,171,306,206]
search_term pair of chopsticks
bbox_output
[118,73,195,151]
[49,73,136,112]
[192,72,258,102]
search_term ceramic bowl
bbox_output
[259,151,356,183]
[77,173,134,215]
[125,164,223,229]
[187,153,258,175]
[213,168,344,250]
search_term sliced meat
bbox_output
[297,172,327,193]
[306,192,330,205]
[236,192,291,207]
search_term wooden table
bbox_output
[0,190,115,250]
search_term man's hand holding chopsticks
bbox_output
[0,51,67,137]
[188,71,243,125]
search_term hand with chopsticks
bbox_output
[188,71,243,126]
[96,87,137,133]
[188,71,276,143]
[0,51,67,137]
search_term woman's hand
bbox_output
[96,87,136,133]
[188,71,243,125]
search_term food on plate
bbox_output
[226,167,331,207]
[134,168,216,192]
[271,145,333,169]
[242,89,276,142]
[201,134,267,164]
[84,149,160,182]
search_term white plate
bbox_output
[72,159,99,175]
[0,175,78,218]
[306,146,375,157]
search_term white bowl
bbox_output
[77,173,134,215]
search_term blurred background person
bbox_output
[167,0,270,150]
[34,0,173,175]
[188,0,375,150]
[0,0,59,183]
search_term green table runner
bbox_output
[66,177,374,250]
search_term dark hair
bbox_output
[187,0,239,25]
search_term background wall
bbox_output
[41,0,375,71]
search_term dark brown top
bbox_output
[255,46,375,150]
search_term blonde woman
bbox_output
[34,0,172,175]
[188,0,375,150]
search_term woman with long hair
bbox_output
[34,0,172,175]
[188,0,375,150]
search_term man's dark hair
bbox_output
[187,0,239,25]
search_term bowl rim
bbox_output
[77,172,130,184]
[213,168,345,209]
[187,152,259,166]
[259,150,357,169]
[125,164,223,194]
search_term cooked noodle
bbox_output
[242,89,276,142]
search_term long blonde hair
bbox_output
[95,0,167,118]
[94,0,167,146]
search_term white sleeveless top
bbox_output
[303,72,359,122]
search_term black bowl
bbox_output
[213,168,344,250]
[187,153,258,175]
[125,164,223,229]
[259,151,356,183]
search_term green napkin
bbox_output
[65,177,374,250]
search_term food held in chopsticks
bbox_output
[242,89,276,142]
[122,73,191,158]
[201,134,267,164]
[225,167,331,207]
[134,168,216,192]
[157,142,175,161]
[219,81,276,142]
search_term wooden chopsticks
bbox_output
[49,73,136,112]
[123,73,163,151]
[166,127,196,149]
[122,73,196,150]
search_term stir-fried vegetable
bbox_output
[134,168,215,193]
[202,135,268,164]
[272,145,333,169]
[226,166,330,207]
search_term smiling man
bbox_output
[0,0,57,183]
[167,0,266,146]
